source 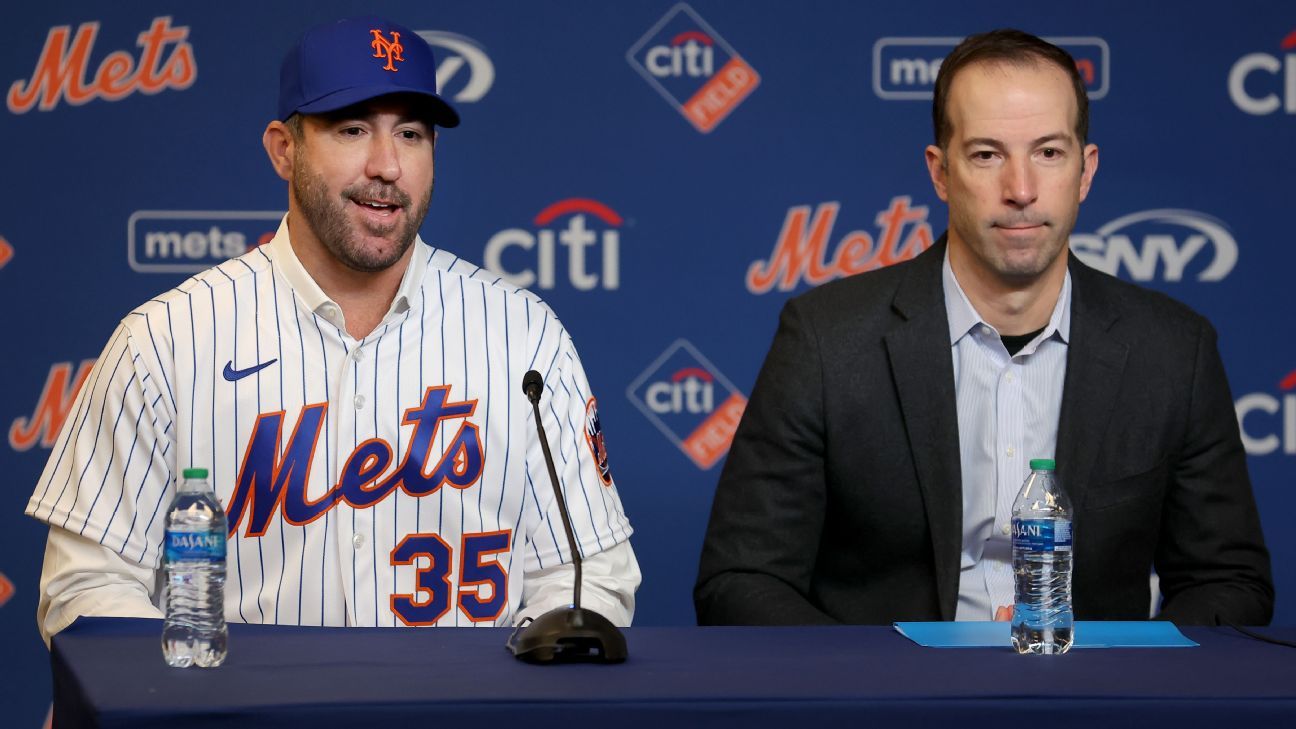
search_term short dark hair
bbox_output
[931,29,1089,150]
[284,113,304,141]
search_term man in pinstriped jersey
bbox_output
[26,16,639,643]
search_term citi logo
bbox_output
[128,210,281,273]
[1229,30,1296,115]
[627,340,747,470]
[8,16,196,114]
[627,3,760,133]
[484,198,622,291]
[644,31,715,78]
[645,367,716,414]
[1236,370,1296,456]
[415,31,494,103]
[747,196,934,294]
[872,36,1109,100]
[9,360,96,452]
[1069,209,1238,283]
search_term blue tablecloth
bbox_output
[51,618,1296,728]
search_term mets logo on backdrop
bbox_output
[8,16,196,113]
[0,572,13,608]
[1236,369,1296,456]
[747,196,934,294]
[0,235,12,271]
[872,36,1108,100]
[484,198,623,291]
[10,360,96,452]
[626,3,760,133]
[627,340,747,470]
[128,210,282,273]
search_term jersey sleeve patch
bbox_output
[583,397,613,487]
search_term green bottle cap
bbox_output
[182,467,209,479]
[1029,458,1056,471]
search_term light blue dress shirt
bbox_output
[942,251,1071,620]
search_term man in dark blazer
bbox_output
[695,30,1272,627]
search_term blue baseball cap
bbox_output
[278,16,460,127]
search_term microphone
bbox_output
[507,370,627,664]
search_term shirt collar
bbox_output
[942,246,1072,348]
[267,215,426,331]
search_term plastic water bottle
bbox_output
[161,467,228,667]
[1011,458,1073,655]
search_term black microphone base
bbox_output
[507,606,628,664]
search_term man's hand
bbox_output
[994,605,1012,621]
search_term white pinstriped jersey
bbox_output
[26,218,633,627]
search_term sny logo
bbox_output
[10,360,96,452]
[129,210,282,273]
[416,31,495,103]
[8,16,196,114]
[1069,209,1238,283]
[627,340,747,470]
[484,198,623,291]
[1229,30,1296,115]
[747,196,934,294]
[627,3,760,133]
[370,29,404,72]
[873,36,1108,100]
[1236,370,1296,456]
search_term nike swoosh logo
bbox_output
[222,359,278,382]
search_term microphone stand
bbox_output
[507,370,627,664]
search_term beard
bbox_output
[948,205,1073,284]
[290,147,432,273]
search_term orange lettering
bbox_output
[95,51,135,98]
[745,203,839,294]
[1075,59,1095,86]
[7,23,98,113]
[834,232,875,275]
[9,360,96,451]
[747,197,934,294]
[7,17,195,114]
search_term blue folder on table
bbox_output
[894,621,1197,648]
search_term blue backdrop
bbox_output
[3,2,1293,725]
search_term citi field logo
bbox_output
[873,36,1109,100]
[10,360,96,452]
[627,340,747,470]
[8,16,196,114]
[128,210,281,273]
[484,198,622,291]
[0,235,12,271]
[1229,30,1296,114]
[747,196,934,294]
[1236,370,1296,456]
[1069,209,1238,283]
[627,3,760,133]
[416,31,495,103]
[0,572,13,609]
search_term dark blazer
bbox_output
[695,236,1273,626]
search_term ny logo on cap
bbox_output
[370,29,405,72]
